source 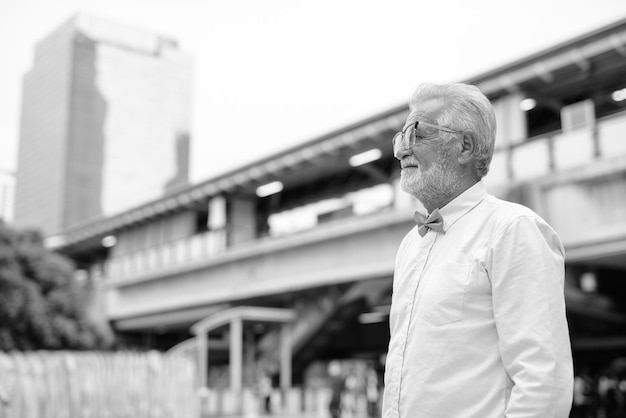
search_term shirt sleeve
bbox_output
[488,216,574,418]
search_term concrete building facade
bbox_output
[14,14,192,237]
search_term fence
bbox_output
[0,350,198,418]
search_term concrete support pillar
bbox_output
[208,195,227,230]
[228,196,256,245]
[230,317,243,391]
[491,93,527,183]
[244,328,255,387]
[196,332,208,388]
[279,323,292,390]
[492,92,527,147]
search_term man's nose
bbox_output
[394,145,412,160]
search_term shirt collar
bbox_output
[437,181,487,232]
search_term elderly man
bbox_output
[382,82,573,418]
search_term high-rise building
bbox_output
[14,14,192,237]
[0,169,15,223]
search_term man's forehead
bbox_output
[407,97,446,125]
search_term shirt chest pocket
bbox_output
[418,261,470,326]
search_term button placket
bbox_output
[395,231,438,414]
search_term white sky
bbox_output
[2,0,626,182]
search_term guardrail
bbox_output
[487,111,626,188]
[105,229,227,281]
[0,350,198,418]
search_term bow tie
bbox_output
[414,208,444,237]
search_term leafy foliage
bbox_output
[0,222,112,350]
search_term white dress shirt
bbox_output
[382,181,573,418]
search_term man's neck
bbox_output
[424,179,478,213]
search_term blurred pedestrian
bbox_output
[341,372,358,418]
[382,82,574,418]
[572,369,594,418]
[598,370,620,418]
[257,371,273,415]
[327,361,344,418]
[365,367,380,418]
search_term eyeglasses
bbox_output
[392,120,461,154]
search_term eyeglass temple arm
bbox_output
[416,120,459,133]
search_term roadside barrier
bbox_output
[0,350,198,418]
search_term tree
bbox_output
[0,222,113,350]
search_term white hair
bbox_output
[409,82,497,179]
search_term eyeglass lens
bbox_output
[393,123,415,154]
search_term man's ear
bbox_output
[457,131,477,165]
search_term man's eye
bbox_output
[416,130,436,139]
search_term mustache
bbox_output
[401,159,419,169]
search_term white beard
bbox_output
[401,148,460,208]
